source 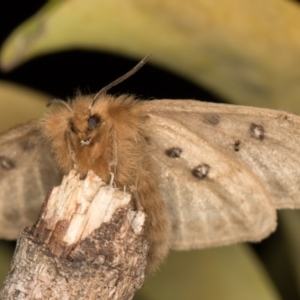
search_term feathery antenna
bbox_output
[90,54,152,108]
[47,99,73,112]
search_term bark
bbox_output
[0,170,149,300]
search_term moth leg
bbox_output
[65,131,77,169]
[109,172,116,188]
[130,185,144,212]
[123,185,127,195]
[71,151,77,169]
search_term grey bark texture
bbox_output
[0,171,148,300]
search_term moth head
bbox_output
[47,98,102,148]
[69,112,102,147]
[44,55,151,174]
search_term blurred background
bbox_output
[1,0,300,299]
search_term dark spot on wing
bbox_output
[192,164,210,179]
[0,156,15,170]
[234,140,241,152]
[19,138,37,151]
[250,123,265,140]
[165,147,182,158]
[203,115,220,125]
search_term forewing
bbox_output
[0,120,61,239]
[142,100,300,249]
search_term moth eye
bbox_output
[88,115,101,130]
[192,164,210,179]
[0,156,15,170]
[69,121,78,134]
[250,123,265,140]
[165,147,182,158]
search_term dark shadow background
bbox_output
[0,1,223,102]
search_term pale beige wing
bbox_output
[0,120,61,239]
[141,100,300,250]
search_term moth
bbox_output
[1,55,300,273]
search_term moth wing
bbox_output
[142,100,300,250]
[0,120,61,239]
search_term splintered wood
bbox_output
[0,170,148,300]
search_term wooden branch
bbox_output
[0,170,149,300]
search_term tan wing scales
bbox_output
[0,120,61,239]
[141,99,300,249]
